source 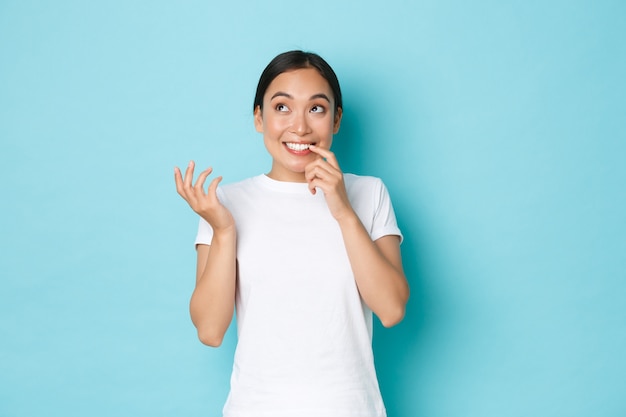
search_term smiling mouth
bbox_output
[285,142,315,152]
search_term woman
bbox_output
[174,50,409,417]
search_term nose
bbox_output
[290,111,310,136]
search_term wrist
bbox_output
[212,226,237,243]
[335,209,361,229]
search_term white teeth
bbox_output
[285,142,312,151]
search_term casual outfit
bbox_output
[195,174,402,417]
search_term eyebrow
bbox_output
[270,91,331,103]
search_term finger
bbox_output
[309,145,340,170]
[174,166,184,194]
[304,155,335,177]
[175,165,195,200]
[206,175,223,200]
[304,163,324,184]
[304,165,324,183]
[183,160,196,189]
[305,162,338,185]
[194,167,214,193]
[305,169,333,197]
[308,144,332,157]
[304,162,317,182]
[309,177,333,195]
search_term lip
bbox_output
[283,141,316,155]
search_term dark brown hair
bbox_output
[253,50,342,114]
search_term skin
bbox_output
[175,68,409,346]
[253,68,341,183]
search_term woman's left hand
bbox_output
[304,145,355,221]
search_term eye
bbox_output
[310,105,326,113]
[275,103,289,112]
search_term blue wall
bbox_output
[1,1,625,416]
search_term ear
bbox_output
[254,106,263,133]
[333,107,343,134]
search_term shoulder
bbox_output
[344,173,398,213]
[217,175,261,196]
[343,174,390,213]
[219,176,259,191]
[343,173,401,240]
[344,173,385,195]
[212,176,262,207]
[344,173,382,186]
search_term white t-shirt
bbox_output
[195,174,402,417]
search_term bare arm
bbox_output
[305,146,409,327]
[175,161,237,346]
[191,236,236,347]
[336,217,408,327]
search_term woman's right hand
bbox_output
[174,161,235,233]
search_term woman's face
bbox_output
[254,67,342,182]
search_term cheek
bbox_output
[314,118,335,136]
[264,116,290,134]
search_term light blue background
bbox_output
[1,1,625,416]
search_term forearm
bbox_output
[190,229,237,346]
[337,212,409,327]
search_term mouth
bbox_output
[284,142,315,152]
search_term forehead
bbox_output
[264,68,334,101]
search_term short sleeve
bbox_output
[195,217,214,246]
[370,179,403,243]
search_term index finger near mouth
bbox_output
[310,145,339,168]
[309,145,331,156]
